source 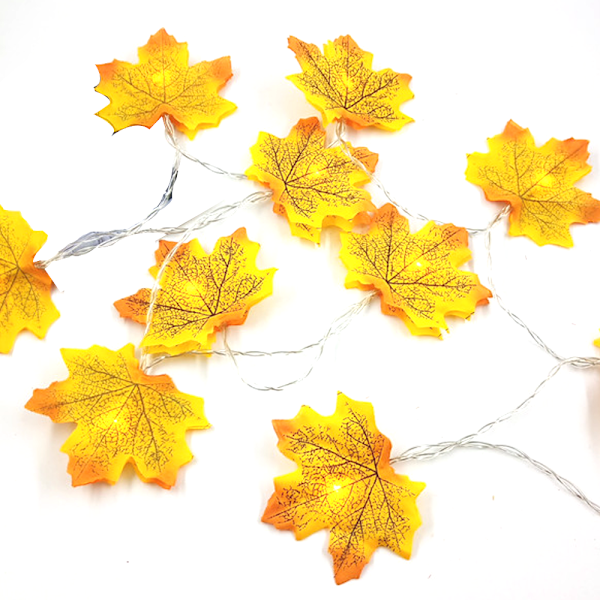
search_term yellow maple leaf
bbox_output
[466,120,600,247]
[263,392,425,584]
[0,206,59,353]
[246,117,378,242]
[115,229,275,355]
[287,35,413,131]
[25,344,209,488]
[339,203,491,336]
[95,28,236,139]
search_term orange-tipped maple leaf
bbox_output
[466,120,600,247]
[339,203,491,336]
[263,392,425,584]
[25,344,209,488]
[0,206,59,353]
[115,229,275,355]
[95,28,236,139]
[287,35,413,131]
[246,117,378,242]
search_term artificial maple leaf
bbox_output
[115,229,275,355]
[0,206,59,353]
[263,392,425,584]
[287,35,413,131]
[246,117,378,242]
[25,344,209,488]
[339,203,490,336]
[95,28,236,139]
[466,120,600,247]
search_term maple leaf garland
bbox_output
[95,28,236,139]
[25,344,210,488]
[115,229,275,355]
[0,206,59,353]
[466,120,600,247]
[246,117,378,243]
[288,35,413,131]
[340,204,491,336]
[263,393,425,584]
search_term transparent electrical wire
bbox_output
[394,356,597,464]
[145,292,376,390]
[484,213,599,368]
[331,120,489,234]
[35,115,249,270]
[388,350,600,515]
[393,440,600,516]
[163,115,248,181]
[35,150,181,269]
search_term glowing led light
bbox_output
[151,72,165,85]
[332,484,342,492]
[535,173,556,188]
[183,281,199,296]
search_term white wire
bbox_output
[35,149,181,269]
[144,292,376,390]
[393,356,599,464]
[331,120,489,234]
[163,115,248,181]
[35,116,254,270]
[393,440,600,516]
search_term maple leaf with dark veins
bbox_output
[263,392,425,584]
[340,203,491,336]
[288,35,413,131]
[0,206,59,353]
[95,28,236,139]
[246,117,378,242]
[26,344,210,488]
[115,229,275,355]
[466,120,600,247]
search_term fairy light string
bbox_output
[32,106,600,515]
[152,117,600,514]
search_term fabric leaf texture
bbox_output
[25,344,209,488]
[0,206,59,353]
[246,117,378,242]
[466,120,600,247]
[288,35,413,131]
[115,229,275,355]
[263,392,425,584]
[340,203,490,336]
[95,28,236,139]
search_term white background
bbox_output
[1,0,600,597]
